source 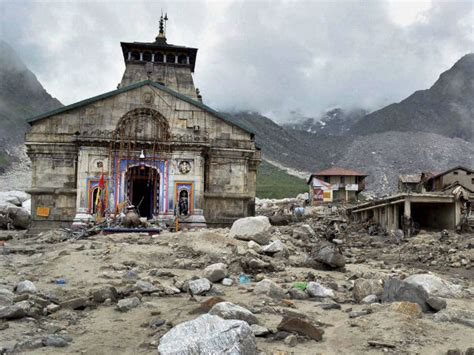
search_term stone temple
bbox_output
[25,17,261,233]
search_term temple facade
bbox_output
[25,17,260,233]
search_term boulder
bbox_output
[222,278,234,287]
[254,279,286,299]
[188,278,212,295]
[0,191,29,207]
[116,297,140,312]
[404,274,463,298]
[158,314,257,354]
[250,324,270,336]
[277,317,323,341]
[361,295,379,304]
[382,277,430,312]
[0,300,32,319]
[288,288,309,300]
[262,240,286,255]
[427,297,447,311]
[306,282,335,298]
[269,215,292,226]
[230,216,271,245]
[311,244,345,269]
[209,302,259,325]
[15,280,37,295]
[0,288,14,306]
[434,308,474,328]
[247,241,262,253]
[90,286,118,303]
[390,301,423,318]
[60,297,89,310]
[42,335,72,347]
[6,206,30,229]
[204,263,228,283]
[134,280,159,293]
[353,279,383,303]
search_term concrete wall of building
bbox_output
[437,169,474,191]
[120,63,198,100]
[26,84,259,230]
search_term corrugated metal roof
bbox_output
[26,80,255,135]
[311,167,367,177]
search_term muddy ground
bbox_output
[0,208,473,354]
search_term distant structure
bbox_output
[24,15,261,233]
[307,167,367,203]
[421,166,474,193]
[398,174,422,193]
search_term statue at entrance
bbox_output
[178,190,189,216]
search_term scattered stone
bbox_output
[42,334,72,347]
[306,282,335,298]
[15,280,37,295]
[13,337,44,352]
[0,287,14,306]
[158,314,257,354]
[288,288,309,300]
[149,319,166,328]
[188,278,212,295]
[250,324,270,337]
[390,301,423,318]
[209,302,259,325]
[320,303,341,310]
[361,295,379,304]
[90,286,118,303]
[116,297,140,312]
[61,297,89,310]
[221,278,233,286]
[189,296,226,315]
[427,297,447,312]
[433,308,474,328]
[134,280,159,293]
[262,240,285,254]
[0,300,32,319]
[254,279,286,299]
[45,304,61,314]
[368,340,396,348]
[353,278,383,303]
[277,317,324,341]
[311,244,346,269]
[203,263,228,283]
[348,310,370,318]
[284,334,298,347]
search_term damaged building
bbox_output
[24,18,260,233]
[350,166,473,232]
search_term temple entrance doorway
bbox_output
[126,166,159,219]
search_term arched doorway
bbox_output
[91,187,99,214]
[126,166,159,219]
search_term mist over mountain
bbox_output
[0,41,62,169]
[228,53,474,194]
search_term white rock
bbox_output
[361,294,379,304]
[262,240,285,254]
[229,216,270,239]
[250,324,270,336]
[158,314,257,354]
[222,278,234,286]
[247,241,262,253]
[209,302,259,325]
[404,274,464,298]
[203,263,228,283]
[188,278,212,295]
[15,280,37,295]
[306,282,335,298]
[116,297,140,312]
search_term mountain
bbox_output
[0,41,62,170]
[228,53,474,194]
[351,53,474,141]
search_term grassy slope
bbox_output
[256,160,308,199]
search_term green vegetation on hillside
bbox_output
[257,160,308,199]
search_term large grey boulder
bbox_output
[312,244,345,268]
[15,280,37,295]
[404,274,463,298]
[382,277,430,312]
[209,302,259,325]
[353,279,383,303]
[158,314,257,354]
[306,282,335,298]
[6,206,30,229]
[204,263,228,283]
[229,216,271,245]
[254,279,286,299]
[116,297,140,312]
[188,278,212,295]
[0,191,29,207]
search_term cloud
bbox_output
[1,0,472,122]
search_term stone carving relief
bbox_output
[178,161,192,174]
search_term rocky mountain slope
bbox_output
[229,53,474,194]
[0,41,62,171]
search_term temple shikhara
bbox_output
[25,15,261,233]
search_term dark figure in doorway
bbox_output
[178,190,189,216]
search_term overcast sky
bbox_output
[1,0,473,122]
